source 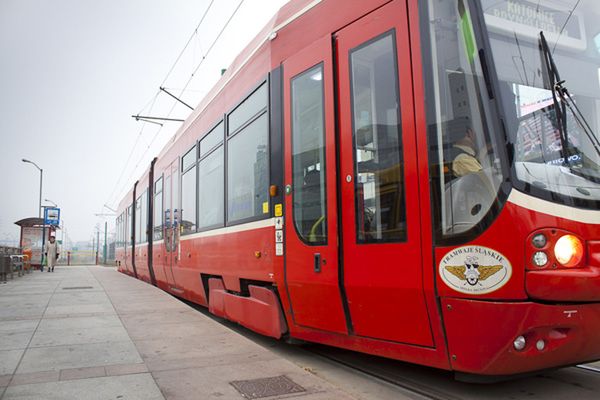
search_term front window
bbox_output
[421,0,506,242]
[482,0,600,207]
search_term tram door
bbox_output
[163,160,180,289]
[336,1,432,346]
[283,35,348,333]
[125,205,133,276]
[284,2,433,344]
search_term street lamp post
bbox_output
[44,198,58,208]
[22,159,42,218]
[22,159,45,268]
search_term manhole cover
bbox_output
[230,375,305,399]
[62,286,94,290]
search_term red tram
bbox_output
[114,0,600,378]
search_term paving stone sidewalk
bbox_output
[0,266,355,400]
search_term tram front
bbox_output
[420,0,600,376]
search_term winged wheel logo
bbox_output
[444,256,503,286]
[439,247,512,295]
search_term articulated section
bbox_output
[208,278,288,339]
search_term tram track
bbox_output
[575,364,600,374]
[185,299,600,399]
[304,346,460,400]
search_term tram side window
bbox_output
[172,164,179,228]
[198,122,224,229]
[228,83,268,134]
[118,215,123,248]
[135,197,141,244]
[154,177,163,240]
[164,176,171,228]
[421,0,504,240]
[115,216,119,248]
[227,82,269,223]
[181,146,197,235]
[291,64,327,244]
[350,31,406,243]
[141,190,148,243]
[127,206,132,246]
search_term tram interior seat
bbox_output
[444,170,496,235]
[302,169,326,243]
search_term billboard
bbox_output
[21,226,51,265]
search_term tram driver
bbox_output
[445,116,483,179]
[442,116,496,235]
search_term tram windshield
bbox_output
[422,0,507,239]
[482,0,600,207]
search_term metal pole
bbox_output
[41,223,45,270]
[132,115,185,122]
[39,169,44,269]
[38,169,43,218]
[103,221,107,264]
[159,87,194,110]
[96,229,100,265]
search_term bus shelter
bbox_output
[14,218,58,268]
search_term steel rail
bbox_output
[575,364,600,374]
[306,347,461,400]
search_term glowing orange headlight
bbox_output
[554,235,584,267]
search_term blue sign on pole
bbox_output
[44,207,61,226]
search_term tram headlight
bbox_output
[513,335,526,351]
[554,235,584,267]
[532,234,547,248]
[532,251,548,267]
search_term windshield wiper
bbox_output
[539,32,571,165]
[539,32,600,166]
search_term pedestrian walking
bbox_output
[44,235,60,272]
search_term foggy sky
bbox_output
[0,0,288,246]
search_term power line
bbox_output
[109,0,246,208]
[136,0,247,169]
[104,91,160,208]
[175,0,246,100]
[160,0,216,88]
[105,1,216,209]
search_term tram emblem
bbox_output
[439,246,512,295]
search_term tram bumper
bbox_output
[442,298,600,376]
[526,241,600,302]
[526,266,600,302]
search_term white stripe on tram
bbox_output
[180,218,275,241]
[508,189,600,225]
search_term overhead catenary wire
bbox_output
[104,0,219,209]
[105,90,161,208]
[118,0,248,204]
[176,0,246,99]
[159,0,216,88]
[551,0,581,54]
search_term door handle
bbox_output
[314,253,321,273]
